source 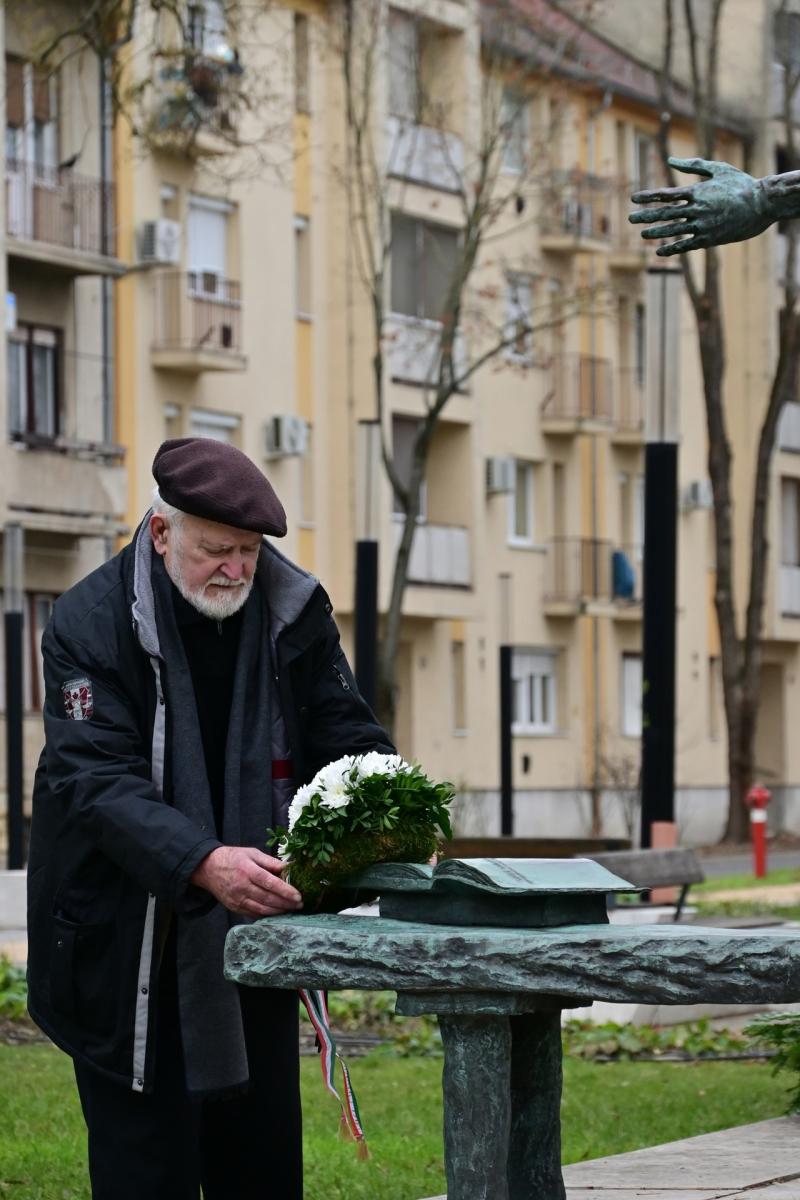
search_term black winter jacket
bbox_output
[27,533,393,1090]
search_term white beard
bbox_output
[167,555,254,620]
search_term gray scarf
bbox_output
[151,555,274,1096]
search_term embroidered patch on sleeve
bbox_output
[62,678,94,721]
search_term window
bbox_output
[635,302,646,389]
[505,274,533,362]
[781,477,800,566]
[391,415,427,520]
[512,649,557,734]
[7,323,60,439]
[621,653,642,738]
[5,56,58,172]
[390,213,459,321]
[188,1,226,56]
[500,87,528,173]
[164,403,181,439]
[451,640,467,733]
[774,11,800,69]
[388,9,419,121]
[0,591,58,711]
[187,195,231,293]
[294,13,310,114]
[189,409,240,443]
[294,216,311,318]
[508,461,535,546]
[633,132,655,192]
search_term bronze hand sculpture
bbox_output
[629,156,800,254]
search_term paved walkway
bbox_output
[702,882,800,905]
[422,1117,800,1199]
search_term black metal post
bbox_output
[5,611,24,868]
[500,644,514,836]
[354,539,378,711]
[639,444,678,848]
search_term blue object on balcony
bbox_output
[612,549,635,599]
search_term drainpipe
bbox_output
[99,56,114,454]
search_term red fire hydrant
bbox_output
[745,784,771,878]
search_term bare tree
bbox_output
[336,0,605,735]
[656,0,800,840]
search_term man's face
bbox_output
[150,513,262,620]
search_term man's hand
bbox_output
[190,846,303,917]
[629,157,773,256]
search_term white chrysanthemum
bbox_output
[314,755,357,794]
[352,751,411,778]
[319,783,350,810]
[287,782,316,833]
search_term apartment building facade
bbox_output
[1,3,128,840]
[2,0,798,852]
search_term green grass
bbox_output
[0,1042,793,1199]
[693,866,800,894]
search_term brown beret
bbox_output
[152,438,287,536]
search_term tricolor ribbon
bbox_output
[299,988,369,1159]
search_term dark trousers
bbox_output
[73,971,302,1200]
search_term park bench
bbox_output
[225,858,800,1200]
[443,836,631,859]
[589,846,704,920]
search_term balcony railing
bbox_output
[152,271,243,358]
[541,353,613,425]
[5,160,115,257]
[386,116,464,193]
[545,538,642,606]
[387,313,467,388]
[392,520,471,587]
[539,171,612,244]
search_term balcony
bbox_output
[6,353,126,537]
[391,520,471,587]
[386,313,467,389]
[543,537,642,617]
[386,116,464,193]
[539,171,611,253]
[612,367,645,443]
[5,160,124,276]
[541,354,613,433]
[147,53,243,157]
[151,271,246,373]
[778,401,800,453]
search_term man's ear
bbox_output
[150,513,169,557]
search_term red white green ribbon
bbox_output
[299,988,369,1159]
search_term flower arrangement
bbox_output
[271,752,454,903]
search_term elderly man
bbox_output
[26,438,394,1200]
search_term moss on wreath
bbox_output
[288,826,439,906]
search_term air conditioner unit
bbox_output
[681,479,714,512]
[264,415,309,459]
[137,218,182,266]
[486,456,516,495]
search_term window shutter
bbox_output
[5,57,24,128]
[33,66,53,122]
